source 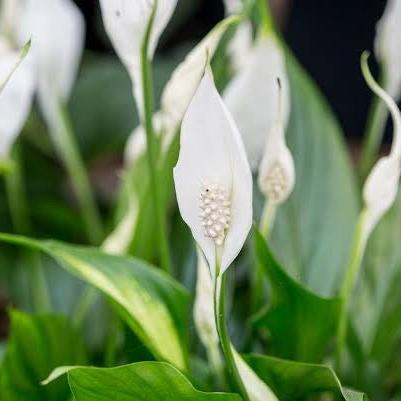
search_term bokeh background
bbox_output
[74,0,388,141]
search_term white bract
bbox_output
[125,16,239,166]
[0,0,26,41]
[224,35,290,170]
[0,42,34,160]
[375,0,401,100]
[258,83,295,204]
[232,349,279,401]
[99,0,177,114]
[17,0,85,123]
[174,67,252,276]
[362,54,401,238]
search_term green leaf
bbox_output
[267,52,359,296]
[245,353,367,401]
[253,229,341,362]
[0,234,189,371]
[352,192,401,363]
[0,310,86,401]
[46,362,242,401]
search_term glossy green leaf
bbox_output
[0,234,189,371]
[253,229,341,363]
[0,310,86,401]
[45,362,241,401]
[267,52,359,296]
[246,353,366,401]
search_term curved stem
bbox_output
[206,341,225,390]
[258,0,275,35]
[140,3,172,274]
[48,100,104,245]
[214,271,250,401]
[358,91,389,182]
[336,210,368,370]
[259,200,277,238]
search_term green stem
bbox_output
[214,271,250,401]
[336,210,368,370]
[140,3,172,274]
[206,342,225,390]
[4,147,51,313]
[73,285,98,327]
[251,201,277,312]
[358,74,388,182]
[48,100,103,245]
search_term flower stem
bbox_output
[140,3,172,274]
[258,0,274,35]
[358,74,388,182]
[4,147,51,313]
[214,271,250,401]
[336,210,368,370]
[206,341,225,390]
[251,200,277,312]
[48,100,104,245]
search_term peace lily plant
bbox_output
[1,1,401,401]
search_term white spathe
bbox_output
[0,47,35,159]
[18,0,85,122]
[99,0,177,114]
[161,16,239,131]
[0,0,26,40]
[375,0,401,100]
[174,68,253,276]
[125,16,240,167]
[258,99,295,205]
[224,36,290,170]
[232,348,279,401]
[362,54,401,238]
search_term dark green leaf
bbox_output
[253,229,341,362]
[0,310,86,401]
[246,353,366,401]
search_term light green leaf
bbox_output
[45,362,242,401]
[253,229,341,363]
[0,310,86,401]
[246,353,367,401]
[267,52,359,296]
[0,234,189,371]
[352,192,401,363]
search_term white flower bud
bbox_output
[361,53,401,238]
[375,0,401,100]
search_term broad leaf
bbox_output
[246,353,366,401]
[0,310,86,401]
[253,230,341,363]
[45,362,242,401]
[0,234,189,371]
[267,52,359,296]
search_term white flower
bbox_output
[362,52,401,238]
[17,0,85,122]
[194,248,219,348]
[224,35,290,170]
[258,81,295,204]
[375,0,401,100]
[0,42,35,160]
[232,348,279,401]
[174,67,252,276]
[124,111,167,165]
[124,16,240,166]
[99,0,177,113]
[0,0,26,41]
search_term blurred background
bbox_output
[75,0,388,142]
